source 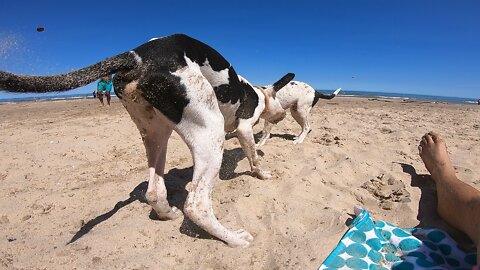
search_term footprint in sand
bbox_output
[311,134,343,146]
[360,173,411,210]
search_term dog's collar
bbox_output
[257,87,269,116]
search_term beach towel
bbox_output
[319,208,477,270]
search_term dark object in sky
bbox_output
[36,27,45,32]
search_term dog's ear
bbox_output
[272,73,295,92]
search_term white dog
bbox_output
[257,81,341,146]
[0,34,295,248]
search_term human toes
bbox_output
[428,131,445,145]
[423,133,434,144]
[419,134,430,153]
[418,144,423,155]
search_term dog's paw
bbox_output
[227,229,254,248]
[157,206,183,221]
[293,138,304,144]
[252,168,271,180]
[256,140,266,148]
[169,206,183,219]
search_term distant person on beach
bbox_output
[96,75,113,106]
[418,131,480,262]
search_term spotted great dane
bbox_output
[0,34,294,247]
[257,81,340,146]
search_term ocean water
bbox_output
[316,90,479,105]
[0,93,106,104]
[0,91,478,105]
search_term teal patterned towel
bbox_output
[319,208,477,270]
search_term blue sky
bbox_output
[0,0,479,99]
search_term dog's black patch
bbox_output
[235,78,259,119]
[113,61,190,124]
[139,71,190,124]
[312,92,321,107]
[290,82,297,85]
[213,68,244,105]
[113,68,142,99]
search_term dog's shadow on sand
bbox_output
[253,131,296,142]
[68,146,259,244]
[265,133,296,142]
[226,131,296,144]
[220,147,264,180]
[67,181,149,244]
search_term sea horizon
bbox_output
[0,90,478,105]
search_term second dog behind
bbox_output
[257,81,341,146]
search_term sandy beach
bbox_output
[0,97,478,269]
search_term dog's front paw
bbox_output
[293,138,304,144]
[227,229,254,248]
[157,206,183,221]
[256,140,267,148]
[169,206,183,219]
[252,168,271,179]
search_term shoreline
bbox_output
[0,90,478,105]
[0,94,478,106]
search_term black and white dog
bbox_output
[257,81,341,146]
[0,34,294,248]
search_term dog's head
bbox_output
[257,73,294,123]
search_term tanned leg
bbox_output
[419,131,480,261]
[97,91,104,106]
[106,92,111,105]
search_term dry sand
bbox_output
[0,97,478,269]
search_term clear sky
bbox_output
[0,0,479,99]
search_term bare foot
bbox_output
[418,132,456,181]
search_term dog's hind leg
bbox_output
[143,126,183,220]
[173,71,253,248]
[236,119,271,179]
[290,107,311,144]
[181,125,253,247]
[119,80,182,220]
[256,120,274,147]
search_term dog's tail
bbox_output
[312,88,341,107]
[0,52,138,93]
[272,73,295,91]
